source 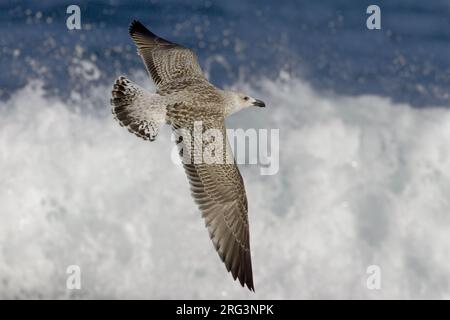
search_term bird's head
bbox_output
[224,91,266,116]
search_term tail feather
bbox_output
[111,76,164,141]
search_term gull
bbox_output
[110,20,266,291]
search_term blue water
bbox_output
[2,1,450,299]
[1,0,449,106]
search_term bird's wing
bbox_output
[129,20,205,89]
[169,108,254,291]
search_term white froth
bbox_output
[0,76,449,299]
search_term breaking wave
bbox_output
[1,73,450,299]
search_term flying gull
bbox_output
[110,20,266,291]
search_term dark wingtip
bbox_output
[237,250,254,292]
[129,20,146,36]
[245,250,254,292]
[128,20,171,44]
[245,272,255,292]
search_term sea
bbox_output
[0,0,450,299]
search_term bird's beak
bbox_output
[252,99,266,108]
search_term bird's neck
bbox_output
[221,90,241,117]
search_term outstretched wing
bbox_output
[170,110,254,291]
[184,162,254,291]
[129,20,206,88]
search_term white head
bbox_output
[223,91,266,116]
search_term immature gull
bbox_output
[110,20,265,291]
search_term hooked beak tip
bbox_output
[253,99,266,108]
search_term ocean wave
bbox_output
[1,75,450,299]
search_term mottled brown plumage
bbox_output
[110,20,265,291]
[129,20,208,96]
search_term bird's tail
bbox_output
[110,76,166,141]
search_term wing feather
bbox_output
[129,20,205,89]
[173,115,254,291]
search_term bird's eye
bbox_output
[244,96,249,101]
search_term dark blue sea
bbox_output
[1,0,449,106]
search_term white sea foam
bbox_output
[0,75,450,299]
